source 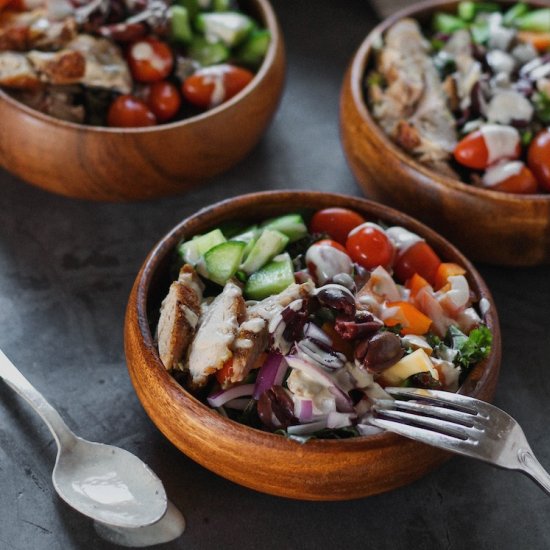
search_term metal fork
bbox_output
[368,387,550,495]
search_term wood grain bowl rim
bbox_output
[344,0,550,203]
[0,0,281,133]
[126,190,501,455]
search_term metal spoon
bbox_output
[0,349,167,528]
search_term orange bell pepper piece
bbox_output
[434,262,466,290]
[385,301,432,335]
[406,273,431,298]
[518,31,550,53]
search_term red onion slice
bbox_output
[286,419,327,436]
[252,352,287,400]
[303,322,332,345]
[294,398,314,423]
[327,411,356,429]
[207,384,255,408]
[286,356,354,413]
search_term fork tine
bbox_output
[368,416,475,454]
[375,398,482,428]
[385,387,492,416]
[372,407,474,440]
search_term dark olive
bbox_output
[363,331,404,373]
[315,284,355,317]
[257,386,297,430]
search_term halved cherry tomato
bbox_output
[127,37,174,83]
[483,162,539,194]
[393,241,441,285]
[528,129,550,192]
[107,95,156,127]
[454,126,521,170]
[310,208,366,245]
[312,239,348,254]
[145,80,181,122]
[385,301,432,335]
[434,262,466,291]
[346,223,394,270]
[182,64,254,109]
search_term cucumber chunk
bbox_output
[433,13,468,33]
[230,225,260,259]
[178,228,226,265]
[240,229,289,275]
[244,253,295,300]
[204,241,246,285]
[234,29,271,67]
[188,36,229,65]
[195,12,254,46]
[515,9,550,32]
[170,6,193,44]
[503,2,529,26]
[261,213,307,243]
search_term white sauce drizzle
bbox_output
[479,297,491,316]
[480,125,520,164]
[482,160,524,187]
[385,226,423,256]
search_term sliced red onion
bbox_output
[252,352,287,400]
[294,398,313,423]
[303,322,332,345]
[295,338,345,370]
[356,423,385,436]
[286,356,354,413]
[327,412,356,429]
[286,419,327,436]
[207,384,255,408]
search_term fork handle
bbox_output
[517,447,550,496]
[0,349,76,450]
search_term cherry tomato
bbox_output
[145,80,181,122]
[107,95,156,127]
[312,239,348,254]
[182,64,254,109]
[345,223,394,270]
[528,129,550,192]
[393,241,441,285]
[127,37,174,83]
[310,208,366,245]
[454,125,520,170]
[483,162,539,194]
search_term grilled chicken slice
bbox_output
[27,49,85,84]
[0,9,77,52]
[370,18,457,173]
[187,281,246,389]
[157,264,204,372]
[65,34,132,93]
[226,282,315,386]
[0,51,40,88]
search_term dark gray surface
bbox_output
[1,1,549,549]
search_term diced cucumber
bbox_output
[458,2,476,21]
[470,21,490,44]
[176,0,200,20]
[234,29,271,67]
[188,35,229,65]
[178,228,226,264]
[433,12,468,33]
[195,12,254,46]
[515,9,550,33]
[503,2,529,26]
[204,241,246,285]
[261,213,307,243]
[240,229,289,275]
[244,253,295,300]
[170,6,193,44]
[230,225,260,259]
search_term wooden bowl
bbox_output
[0,0,284,201]
[340,0,550,266]
[124,190,501,500]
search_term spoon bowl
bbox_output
[54,438,167,528]
[0,349,167,528]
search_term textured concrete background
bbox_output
[1,1,550,549]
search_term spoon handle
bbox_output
[0,349,76,449]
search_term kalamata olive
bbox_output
[257,386,297,430]
[334,313,382,341]
[315,284,355,317]
[363,331,404,373]
[406,373,443,390]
